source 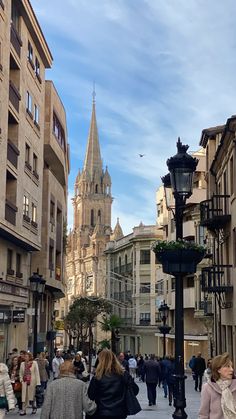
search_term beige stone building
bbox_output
[105,222,163,355]
[199,116,236,361]
[156,148,211,364]
[0,0,69,359]
[66,97,112,346]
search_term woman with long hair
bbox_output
[88,349,139,419]
[37,352,49,390]
[199,352,236,418]
[9,355,22,411]
[19,352,40,416]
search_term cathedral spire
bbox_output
[83,91,102,176]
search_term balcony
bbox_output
[200,195,231,231]
[139,319,150,326]
[201,265,233,294]
[10,24,22,58]
[5,200,17,225]
[7,140,19,169]
[9,81,21,113]
[195,300,213,317]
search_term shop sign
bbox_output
[0,283,28,298]
[12,310,25,323]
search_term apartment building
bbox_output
[199,116,236,360]
[0,0,69,359]
[156,148,210,363]
[105,222,163,355]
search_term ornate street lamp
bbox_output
[165,138,198,419]
[29,271,46,357]
[158,301,171,358]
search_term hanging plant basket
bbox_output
[152,240,205,275]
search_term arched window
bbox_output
[91,209,94,226]
[98,209,101,219]
[95,184,98,193]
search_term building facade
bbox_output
[0,0,69,359]
[199,117,236,362]
[105,222,163,355]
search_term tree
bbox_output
[65,297,111,369]
[100,314,123,354]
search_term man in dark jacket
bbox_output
[143,354,161,406]
[118,352,129,372]
[193,352,206,392]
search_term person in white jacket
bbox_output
[52,350,64,379]
[0,363,15,419]
[128,355,137,379]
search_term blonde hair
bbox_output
[211,353,232,382]
[25,352,33,362]
[59,361,75,376]
[95,349,123,380]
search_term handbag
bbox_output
[123,373,141,415]
[14,381,22,392]
[0,396,8,410]
[125,385,141,415]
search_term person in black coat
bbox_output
[143,354,161,406]
[88,349,139,419]
[193,352,206,392]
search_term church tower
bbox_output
[67,95,112,299]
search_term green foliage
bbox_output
[100,314,123,332]
[152,239,206,253]
[65,297,112,350]
[98,339,111,349]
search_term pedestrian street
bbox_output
[6,373,201,419]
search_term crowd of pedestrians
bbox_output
[0,347,236,418]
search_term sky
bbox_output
[31,0,236,235]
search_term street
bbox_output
[6,374,200,418]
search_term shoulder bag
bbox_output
[123,372,141,415]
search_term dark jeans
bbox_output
[146,382,157,405]
[195,374,203,391]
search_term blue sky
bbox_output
[31,0,236,234]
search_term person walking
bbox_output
[52,350,64,379]
[9,355,22,411]
[73,353,85,379]
[118,352,129,372]
[189,355,196,380]
[19,352,41,415]
[143,354,161,406]
[128,355,137,379]
[199,352,236,418]
[194,352,206,392]
[40,361,96,419]
[37,352,49,390]
[88,348,139,419]
[0,363,15,419]
[166,356,175,406]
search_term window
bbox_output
[95,184,98,193]
[11,1,20,32]
[50,200,55,222]
[26,91,32,115]
[91,209,94,227]
[34,104,39,126]
[23,195,29,217]
[7,249,13,270]
[25,143,31,169]
[140,313,150,324]
[27,41,34,65]
[16,253,21,276]
[49,245,54,270]
[35,57,40,77]
[155,280,164,295]
[33,153,38,174]
[53,112,65,151]
[140,249,150,264]
[32,203,37,223]
[140,283,150,293]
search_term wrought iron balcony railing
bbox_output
[201,265,233,294]
[200,194,231,230]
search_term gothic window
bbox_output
[95,184,98,193]
[91,209,94,226]
[98,209,101,220]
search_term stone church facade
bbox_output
[66,98,112,344]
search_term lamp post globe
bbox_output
[158,301,171,358]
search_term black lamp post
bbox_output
[158,301,171,358]
[165,138,198,419]
[29,271,46,357]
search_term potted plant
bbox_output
[152,239,205,275]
